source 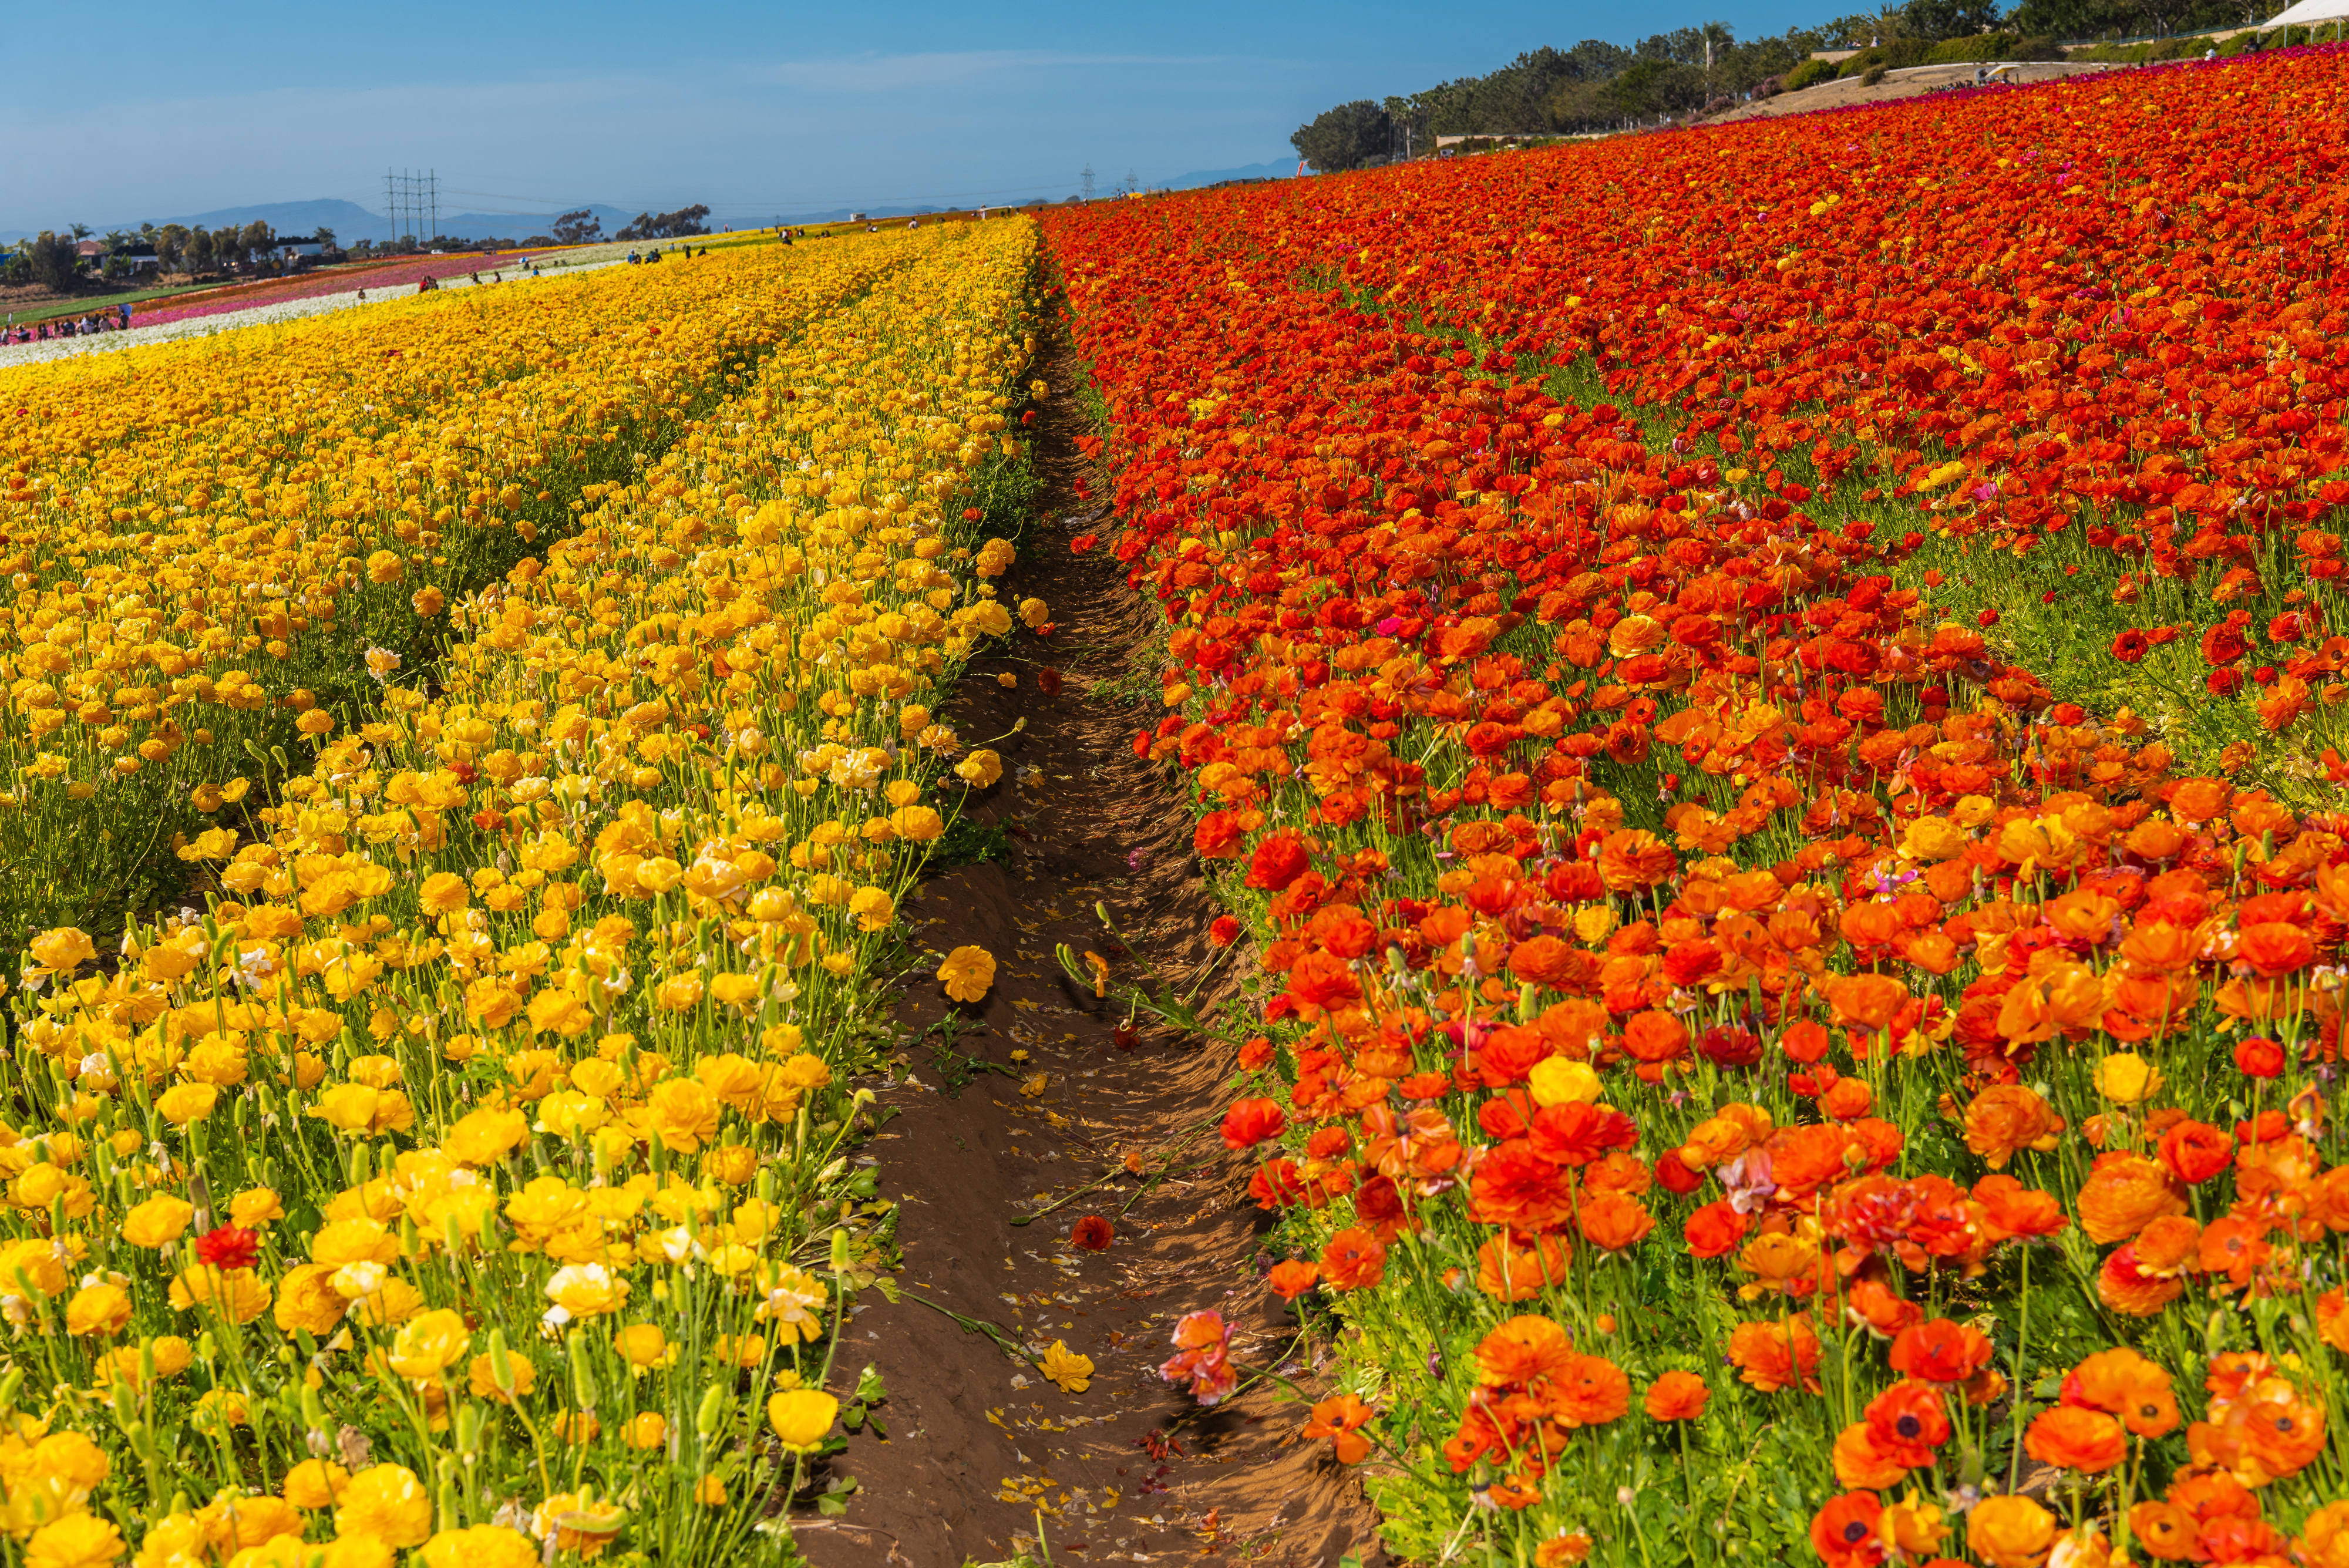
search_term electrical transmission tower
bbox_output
[383,169,440,246]
[1080,164,1096,201]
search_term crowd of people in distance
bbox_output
[4,302,132,344]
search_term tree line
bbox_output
[2,220,305,291]
[1291,0,2281,168]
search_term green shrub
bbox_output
[1840,39,1929,77]
[1862,63,1890,84]
[1924,32,2065,62]
[1926,32,2017,62]
[1785,58,1839,90]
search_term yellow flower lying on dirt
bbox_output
[938,944,998,1002]
[1039,1340,1094,1394]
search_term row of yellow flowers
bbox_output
[0,217,1041,1566]
[0,244,870,945]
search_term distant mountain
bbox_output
[769,206,950,225]
[3,169,1298,248]
[1159,159,1300,189]
[2,199,642,246]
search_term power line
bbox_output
[382,169,439,244]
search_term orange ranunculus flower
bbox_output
[2235,920,2316,975]
[2156,1118,2233,1185]
[1547,1352,1630,1427]
[2065,1346,2176,1437]
[1889,1318,1993,1384]
[1476,1231,1571,1302]
[1963,1085,2064,1170]
[1735,1230,1822,1301]
[1725,1313,1822,1394]
[1301,1393,1375,1463]
[1594,828,1675,890]
[1643,1370,1709,1422]
[2134,1213,2200,1274]
[1843,1277,1920,1340]
[1683,1200,1751,1259]
[1267,1259,1320,1300]
[2298,1501,2349,1568]
[1574,1190,1653,1254]
[2169,777,2232,825]
[1474,1315,1575,1386]
[2192,1361,2328,1487]
[1618,1009,1687,1064]
[1968,1494,2058,1567]
[1319,1227,1386,1291]
[2097,1244,2186,1317]
[1832,1419,1911,1488]
[1809,1492,1883,1568]
[1992,963,2103,1044]
[1863,1379,1950,1468]
[1973,1174,2067,1240]
[2024,1404,2127,1473]
[2196,1216,2273,1294]
[2077,1152,2188,1244]
[1822,972,1909,1032]
[2128,1499,2200,1562]
[1508,935,1581,989]
[2317,1287,2349,1357]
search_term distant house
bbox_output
[115,244,161,272]
[75,240,105,260]
[277,235,326,261]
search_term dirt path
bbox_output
[791,327,1391,1567]
[1712,58,2119,122]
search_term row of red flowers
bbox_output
[1051,46,2349,1568]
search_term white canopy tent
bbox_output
[2259,0,2349,28]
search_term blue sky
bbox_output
[6,0,1819,232]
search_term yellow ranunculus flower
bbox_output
[386,1308,472,1381]
[25,1512,123,1568]
[228,1187,284,1227]
[937,945,997,1003]
[1527,1058,1602,1108]
[27,927,96,975]
[544,1263,629,1323]
[167,1266,271,1324]
[154,1083,220,1126]
[2095,1051,2163,1105]
[955,748,1004,787]
[1967,1495,2057,1568]
[766,1389,840,1451]
[65,1283,132,1337]
[443,1106,529,1166]
[1039,1339,1093,1394]
[847,885,894,930]
[418,1525,539,1568]
[121,1194,194,1249]
[334,1464,432,1549]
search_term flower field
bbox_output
[120,249,623,333]
[0,241,877,941]
[1045,43,2349,1568]
[0,219,1042,1565]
